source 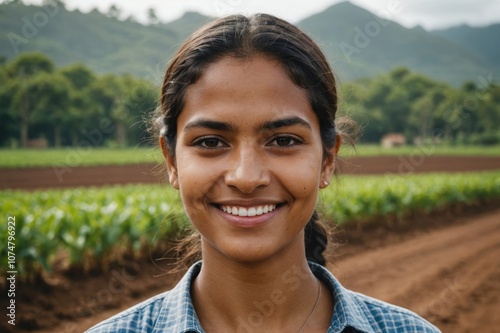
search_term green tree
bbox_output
[147,7,159,25]
[6,52,54,147]
[87,74,123,146]
[121,76,158,145]
[408,88,447,142]
[28,72,72,147]
[107,4,121,19]
[0,66,19,146]
[60,63,96,90]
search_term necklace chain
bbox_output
[297,278,321,333]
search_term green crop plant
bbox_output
[1,171,499,281]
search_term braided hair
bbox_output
[154,13,355,268]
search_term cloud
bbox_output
[400,0,500,29]
[19,0,500,30]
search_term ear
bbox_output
[160,137,179,189]
[320,133,342,189]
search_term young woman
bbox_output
[87,14,440,333]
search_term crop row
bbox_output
[1,171,499,280]
[320,171,500,223]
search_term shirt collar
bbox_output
[152,262,204,333]
[309,262,375,333]
[153,261,375,333]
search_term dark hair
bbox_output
[154,13,355,268]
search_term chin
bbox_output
[205,236,301,265]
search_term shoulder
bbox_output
[348,291,441,333]
[85,262,204,333]
[85,292,169,333]
[308,262,441,333]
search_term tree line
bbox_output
[1,52,499,148]
[341,67,500,145]
[0,52,158,148]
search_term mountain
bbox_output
[297,1,494,84]
[0,3,202,82]
[160,11,213,39]
[0,1,498,85]
[432,23,500,70]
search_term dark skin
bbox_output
[161,55,341,332]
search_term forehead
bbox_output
[181,55,316,125]
[188,55,300,97]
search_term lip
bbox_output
[215,199,283,207]
[212,201,284,228]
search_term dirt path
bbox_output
[2,156,500,190]
[14,206,497,333]
[331,208,500,333]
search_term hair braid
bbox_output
[304,210,329,266]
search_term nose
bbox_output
[224,144,271,193]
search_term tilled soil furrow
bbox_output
[330,210,500,332]
[421,243,500,333]
[443,262,500,333]
[331,212,499,290]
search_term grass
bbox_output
[0,147,164,168]
[0,144,498,168]
[339,144,500,157]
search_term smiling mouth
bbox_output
[218,204,280,217]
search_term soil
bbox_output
[1,155,500,190]
[1,156,499,332]
[1,202,499,333]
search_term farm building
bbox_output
[381,133,406,148]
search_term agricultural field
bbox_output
[340,143,500,157]
[1,148,499,333]
[0,147,163,168]
[1,171,499,282]
[0,144,499,168]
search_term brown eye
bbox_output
[276,136,293,146]
[194,137,226,149]
[203,138,220,148]
[270,135,302,148]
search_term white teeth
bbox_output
[221,204,277,217]
[238,207,248,216]
[248,207,256,216]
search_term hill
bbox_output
[432,23,500,71]
[0,3,205,82]
[0,1,498,85]
[297,1,494,84]
[160,11,213,39]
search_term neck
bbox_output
[191,239,325,332]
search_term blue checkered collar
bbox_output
[151,261,374,333]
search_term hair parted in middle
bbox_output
[154,13,357,268]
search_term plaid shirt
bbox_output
[86,261,440,332]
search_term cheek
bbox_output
[274,156,321,199]
[176,158,223,208]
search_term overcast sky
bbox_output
[18,0,500,30]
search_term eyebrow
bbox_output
[261,116,312,131]
[184,119,236,132]
[183,116,312,132]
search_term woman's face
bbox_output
[162,55,338,263]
